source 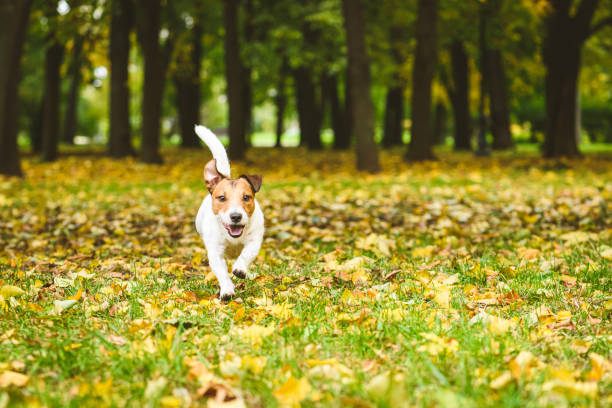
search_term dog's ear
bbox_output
[240,174,263,193]
[204,159,224,193]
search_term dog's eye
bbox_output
[217,195,226,202]
[243,194,251,201]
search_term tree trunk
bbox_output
[343,73,353,149]
[342,0,380,172]
[449,40,471,151]
[433,101,447,145]
[406,0,438,162]
[41,41,65,162]
[62,36,84,145]
[30,92,44,153]
[109,0,134,158]
[175,20,201,148]
[324,74,349,150]
[0,0,32,176]
[542,0,600,158]
[223,0,246,160]
[382,85,404,147]
[475,3,490,156]
[135,0,170,164]
[243,0,254,147]
[275,56,288,148]
[487,48,512,150]
[293,66,322,150]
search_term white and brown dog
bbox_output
[194,125,264,300]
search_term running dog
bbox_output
[194,125,264,300]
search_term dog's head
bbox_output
[204,159,263,239]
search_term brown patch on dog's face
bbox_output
[211,178,256,216]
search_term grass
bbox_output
[0,148,611,407]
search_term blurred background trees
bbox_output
[1,0,612,176]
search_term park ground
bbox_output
[0,147,611,407]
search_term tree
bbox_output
[382,25,406,148]
[135,0,174,164]
[448,40,471,151]
[487,48,512,149]
[542,0,611,157]
[109,0,135,158]
[223,0,246,160]
[173,7,202,148]
[0,0,33,176]
[323,74,350,150]
[342,0,380,172]
[274,55,288,148]
[406,0,439,161]
[41,38,65,162]
[62,35,84,145]
[293,65,322,150]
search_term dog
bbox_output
[194,125,264,301]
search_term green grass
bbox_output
[0,148,611,407]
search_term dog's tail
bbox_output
[194,125,231,178]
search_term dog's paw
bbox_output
[232,269,246,279]
[219,283,235,302]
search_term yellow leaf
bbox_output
[509,351,534,379]
[601,246,612,261]
[412,246,435,258]
[542,380,598,398]
[233,306,246,322]
[67,288,83,301]
[0,370,29,387]
[433,287,451,308]
[587,352,612,381]
[569,340,590,354]
[160,396,182,408]
[230,324,274,347]
[0,285,25,298]
[241,356,267,374]
[273,375,311,407]
[560,231,596,245]
[417,332,459,355]
[490,371,512,390]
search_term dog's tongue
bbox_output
[227,224,244,237]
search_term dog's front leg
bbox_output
[207,252,235,301]
[232,238,262,279]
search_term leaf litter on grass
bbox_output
[0,149,611,407]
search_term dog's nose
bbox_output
[230,212,242,223]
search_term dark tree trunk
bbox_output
[0,0,32,176]
[487,49,512,150]
[62,36,84,145]
[406,0,438,162]
[449,40,471,151]
[135,0,171,164]
[338,74,352,149]
[41,42,65,162]
[382,86,404,148]
[243,0,254,147]
[475,3,490,156]
[275,56,288,148]
[383,24,406,149]
[30,92,44,153]
[293,66,322,150]
[342,0,380,172]
[542,0,600,158]
[433,101,447,145]
[109,0,134,158]
[324,74,349,150]
[175,20,201,148]
[223,0,246,160]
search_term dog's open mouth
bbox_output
[224,224,245,238]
